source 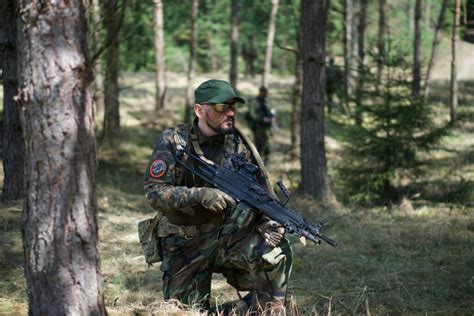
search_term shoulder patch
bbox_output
[149,159,168,178]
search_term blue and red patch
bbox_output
[149,159,167,178]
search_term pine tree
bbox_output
[338,46,448,205]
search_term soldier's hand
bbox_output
[257,220,285,248]
[197,188,236,213]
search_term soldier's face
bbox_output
[203,103,236,135]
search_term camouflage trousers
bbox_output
[253,129,270,163]
[159,220,293,311]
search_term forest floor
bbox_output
[0,68,473,315]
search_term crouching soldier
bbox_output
[143,79,293,314]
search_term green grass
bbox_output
[0,72,473,314]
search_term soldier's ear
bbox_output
[194,104,205,118]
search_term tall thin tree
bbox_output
[17,0,105,314]
[377,0,387,83]
[343,0,355,107]
[262,0,279,88]
[465,0,474,42]
[1,0,25,204]
[450,0,461,122]
[300,0,335,204]
[230,0,239,91]
[412,0,422,98]
[424,0,449,98]
[290,30,303,158]
[355,0,368,125]
[154,0,166,110]
[103,0,121,144]
[91,0,105,117]
[184,0,199,123]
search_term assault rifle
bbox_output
[175,148,337,247]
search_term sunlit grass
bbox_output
[0,72,472,314]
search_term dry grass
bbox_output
[0,71,473,315]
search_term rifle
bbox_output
[175,148,337,247]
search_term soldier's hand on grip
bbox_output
[197,188,236,213]
[257,220,285,248]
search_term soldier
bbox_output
[144,79,293,314]
[245,86,274,164]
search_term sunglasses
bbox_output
[208,102,238,113]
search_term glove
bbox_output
[257,220,285,248]
[197,188,236,213]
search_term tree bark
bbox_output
[412,0,422,98]
[300,0,335,204]
[450,0,461,122]
[464,0,474,43]
[424,0,432,29]
[290,27,303,158]
[1,0,25,204]
[208,28,218,73]
[230,0,239,91]
[377,0,386,83]
[424,0,448,99]
[90,0,105,117]
[343,0,354,108]
[184,0,198,123]
[355,0,368,125]
[16,1,105,314]
[102,0,121,145]
[262,0,279,88]
[154,0,166,110]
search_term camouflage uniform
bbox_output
[144,120,293,312]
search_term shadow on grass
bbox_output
[0,208,26,301]
[96,125,164,196]
[289,199,474,314]
[428,79,474,107]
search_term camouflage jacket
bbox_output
[144,121,269,226]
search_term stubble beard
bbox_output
[206,118,235,135]
[205,112,235,135]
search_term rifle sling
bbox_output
[235,126,277,199]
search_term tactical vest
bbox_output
[162,123,276,226]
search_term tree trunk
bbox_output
[300,0,335,204]
[208,28,218,73]
[184,0,198,123]
[424,0,432,29]
[355,0,368,125]
[1,0,25,204]
[16,1,105,314]
[424,0,448,99]
[464,0,474,43]
[408,1,415,35]
[343,0,354,108]
[154,0,166,110]
[412,0,422,98]
[103,0,121,145]
[230,0,239,91]
[91,0,105,117]
[377,0,386,83]
[262,0,279,88]
[450,0,461,122]
[290,28,303,158]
